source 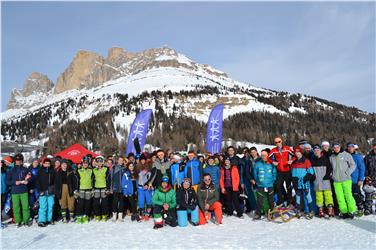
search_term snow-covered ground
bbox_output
[1,215,375,249]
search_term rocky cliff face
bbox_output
[7,46,228,109]
[7,72,53,109]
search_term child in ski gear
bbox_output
[184,151,202,192]
[240,148,257,213]
[269,137,294,206]
[27,158,41,221]
[6,154,31,227]
[176,178,199,226]
[110,156,126,222]
[347,143,366,216]
[76,156,93,224]
[253,149,277,219]
[137,155,152,220]
[311,145,335,218]
[54,159,77,222]
[152,175,177,229]
[122,162,139,222]
[149,150,172,188]
[220,157,243,218]
[363,177,375,215]
[291,147,315,219]
[202,156,220,192]
[36,158,56,227]
[170,154,185,190]
[197,173,222,225]
[92,156,110,222]
[330,143,357,219]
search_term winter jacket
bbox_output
[253,160,276,188]
[6,165,30,194]
[184,158,202,186]
[311,155,332,191]
[36,167,56,195]
[365,150,376,186]
[350,153,365,184]
[152,184,176,208]
[170,162,185,186]
[197,181,219,210]
[110,164,125,193]
[241,156,253,182]
[220,166,240,191]
[291,157,314,190]
[268,146,294,172]
[121,170,137,196]
[202,163,220,190]
[148,159,172,187]
[227,155,241,168]
[27,165,41,191]
[93,167,110,189]
[77,168,93,190]
[330,151,356,182]
[1,166,7,194]
[176,185,198,210]
[54,170,78,199]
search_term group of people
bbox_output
[1,138,375,229]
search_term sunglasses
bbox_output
[275,141,282,144]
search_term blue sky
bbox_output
[2,1,375,112]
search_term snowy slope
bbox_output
[1,215,375,249]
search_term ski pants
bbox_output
[198,201,222,225]
[76,190,92,216]
[93,189,108,216]
[153,205,177,227]
[256,187,274,215]
[60,184,75,212]
[244,181,257,211]
[352,183,364,211]
[137,187,152,209]
[39,194,54,223]
[363,184,375,214]
[223,188,242,216]
[316,190,334,208]
[333,180,356,214]
[177,206,199,226]
[296,189,313,212]
[276,171,292,205]
[12,192,30,224]
[124,194,137,215]
[112,192,124,213]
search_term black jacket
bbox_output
[176,186,198,211]
[36,167,55,195]
[54,170,78,199]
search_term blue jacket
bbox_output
[291,157,314,190]
[203,163,220,190]
[6,165,30,194]
[1,172,7,194]
[170,162,185,186]
[110,165,125,193]
[253,161,276,188]
[121,171,135,196]
[351,153,366,183]
[184,158,202,186]
[28,165,41,190]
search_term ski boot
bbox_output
[82,215,89,223]
[253,212,261,220]
[112,212,117,222]
[305,211,314,220]
[153,222,163,230]
[69,212,76,222]
[76,216,83,224]
[101,215,109,222]
[356,209,364,217]
[348,213,355,219]
[318,207,325,218]
[94,216,101,222]
[118,213,124,222]
[38,222,46,227]
[327,205,335,218]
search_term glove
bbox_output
[303,173,313,183]
[73,190,79,199]
[292,177,299,190]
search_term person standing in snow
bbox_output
[311,145,335,218]
[76,156,93,224]
[27,158,41,221]
[202,156,220,192]
[92,156,110,222]
[148,150,172,189]
[329,142,357,219]
[253,149,277,220]
[110,156,127,222]
[268,137,294,207]
[122,162,139,222]
[364,142,376,215]
[136,154,153,220]
[184,151,202,192]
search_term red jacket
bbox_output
[220,166,240,191]
[268,146,294,172]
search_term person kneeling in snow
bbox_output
[152,175,177,229]
[197,173,222,225]
[176,178,199,226]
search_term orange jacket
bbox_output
[220,166,240,191]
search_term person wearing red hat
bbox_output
[268,137,294,207]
